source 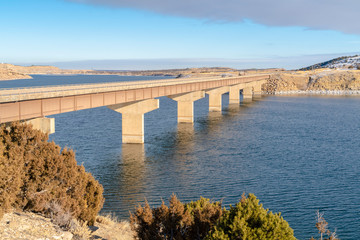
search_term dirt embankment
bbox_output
[263,69,360,94]
[0,211,135,240]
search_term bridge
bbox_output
[0,74,269,143]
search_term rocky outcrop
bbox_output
[307,71,360,90]
[263,70,360,94]
[263,72,310,93]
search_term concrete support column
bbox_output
[206,86,229,112]
[108,99,159,144]
[229,83,245,104]
[25,117,55,134]
[253,81,263,96]
[242,86,253,100]
[169,91,205,123]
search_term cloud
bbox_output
[68,0,360,34]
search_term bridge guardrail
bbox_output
[0,74,270,103]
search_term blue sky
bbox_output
[1,0,360,70]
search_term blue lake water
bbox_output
[0,74,171,89]
[2,75,360,239]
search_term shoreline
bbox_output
[270,90,360,95]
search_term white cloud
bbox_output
[67,0,360,34]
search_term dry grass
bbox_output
[70,219,93,240]
[94,213,135,240]
[96,213,119,225]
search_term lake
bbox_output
[2,75,360,239]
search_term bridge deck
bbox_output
[0,75,268,103]
[0,74,269,123]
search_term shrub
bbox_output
[205,193,296,240]
[0,122,104,225]
[131,194,295,240]
[130,194,223,240]
[310,211,338,240]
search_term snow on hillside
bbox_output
[300,55,360,70]
[324,56,360,69]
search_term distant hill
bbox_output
[299,55,360,70]
[0,63,285,81]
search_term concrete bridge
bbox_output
[0,74,269,143]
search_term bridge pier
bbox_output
[206,86,229,112]
[25,117,55,134]
[253,81,263,96]
[108,99,159,144]
[242,86,254,101]
[169,91,205,123]
[229,83,246,104]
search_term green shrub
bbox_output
[0,122,104,225]
[205,193,296,240]
[130,194,223,240]
[131,194,295,240]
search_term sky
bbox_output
[1,0,360,70]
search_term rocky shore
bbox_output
[263,69,360,94]
[274,90,360,95]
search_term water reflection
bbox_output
[117,144,147,211]
[175,123,195,149]
[122,144,146,162]
[227,103,241,113]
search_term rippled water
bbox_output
[3,75,360,239]
[0,74,171,89]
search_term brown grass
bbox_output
[94,213,135,240]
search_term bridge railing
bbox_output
[0,74,269,103]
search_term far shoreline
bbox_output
[270,90,360,96]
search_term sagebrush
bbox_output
[130,194,222,240]
[205,193,295,240]
[0,122,104,225]
[131,193,295,240]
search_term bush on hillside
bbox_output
[205,193,295,240]
[130,194,223,240]
[0,122,104,225]
[131,193,295,240]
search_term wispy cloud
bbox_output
[67,0,360,35]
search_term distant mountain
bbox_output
[299,55,360,70]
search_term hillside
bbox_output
[299,55,360,70]
[0,63,284,81]
[0,211,134,240]
[0,67,32,81]
[0,63,89,81]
